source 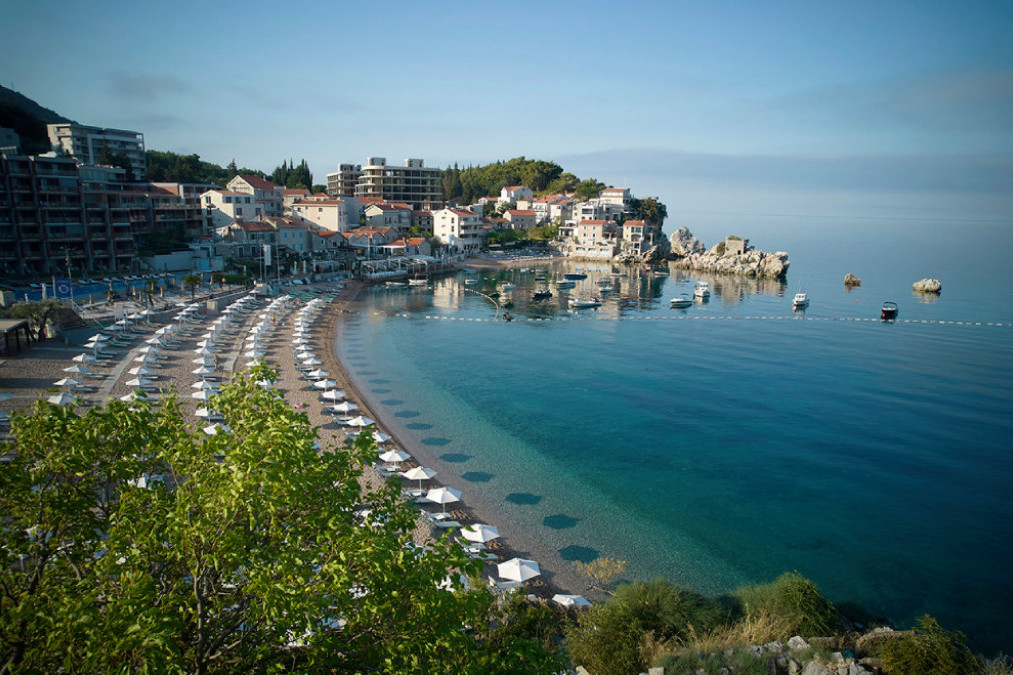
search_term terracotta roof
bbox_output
[450,209,477,218]
[622,220,646,227]
[313,230,336,238]
[484,217,508,224]
[367,203,409,212]
[293,199,344,206]
[506,209,535,217]
[579,220,608,226]
[412,210,433,217]
[283,188,309,196]
[504,185,524,191]
[389,237,426,247]
[236,174,280,190]
[357,196,385,204]
[236,222,275,233]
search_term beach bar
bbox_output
[0,318,32,356]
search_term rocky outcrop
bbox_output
[615,243,669,265]
[669,226,705,256]
[667,228,789,279]
[912,278,941,293]
[844,274,862,287]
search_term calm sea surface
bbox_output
[338,218,1013,653]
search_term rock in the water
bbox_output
[844,273,862,287]
[669,226,705,256]
[913,278,941,293]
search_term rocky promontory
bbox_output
[668,227,790,279]
[913,278,942,293]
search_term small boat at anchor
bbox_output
[694,281,711,299]
[670,294,692,308]
[564,273,587,280]
[532,287,552,299]
[568,298,602,309]
[500,283,516,291]
[881,301,898,321]
[792,291,810,309]
[555,280,576,289]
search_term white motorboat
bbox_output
[792,291,810,308]
[694,282,711,299]
[555,280,576,289]
[670,294,692,308]
[568,298,602,309]
[500,283,516,291]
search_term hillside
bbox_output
[0,85,74,154]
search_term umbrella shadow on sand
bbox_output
[558,545,599,563]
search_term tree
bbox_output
[182,273,200,300]
[630,197,668,228]
[0,369,563,673]
[226,158,238,174]
[574,179,605,201]
[3,299,63,340]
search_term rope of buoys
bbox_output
[375,311,1012,327]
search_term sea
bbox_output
[337,216,1013,654]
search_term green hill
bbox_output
[0,85,75,155]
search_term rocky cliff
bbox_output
[668,228,789,279]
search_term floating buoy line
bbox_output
[370,312,1012,328]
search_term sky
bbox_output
[2,0,1011,234]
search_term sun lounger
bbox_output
[433,520,461,529]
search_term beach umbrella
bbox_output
[192,380,218,390]
[47,392,77,406]
[137,346,160,355]
[425,486,461,514]
[372,431,392,444]
[320,389,347,401]
[129,365,156,377]
[192,356,216,366]
[192,365,216,376]
[346,415,374,428]
[497,558,540,582]
[296,350,317,360]
[126,377,153,388]
[194,346,216,356]
[306,368,330,379]
[63,364,92,376]
[134,353,159,364]
[330,401,358,414]
[191,390,214,400]
[552,594,591,608]
[154,325,174,336]
[54,377,82,388]
[378,449,410,463]
[301,357,322,367]
[401,466,437,492]
[462,523,500,544]
[202,423,230,436]
[119,391,148,404]
[72,353,97,364]
[243,348,266,358]
[145,337,166,347]
[195,407,219,419]
[312,379,338,390]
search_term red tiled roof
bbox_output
[579,220,608,226]
[504,185,524,191]
[450,209,477,218]
[293,199,344,206]
[237,174,280,190]
[412,210,433,217]
[622,220,646,227]
[506,209,535,217]
[236,222,274,233]
[283,188,309,196]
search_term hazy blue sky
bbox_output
[2,0,1010,231]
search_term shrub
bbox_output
[565,603,644,675]
[734,571,840,639]
[876,615,981,675]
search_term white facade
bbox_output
[364,203,412,231]
[227,175,284,217]
[47,123,146,180]
[499,185,533,203]
[202,189,260,228]
[432,208,485,252]
[291,199,349,233]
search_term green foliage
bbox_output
[727,234,742,240]
[574,178,606,201]
[0,100,52,154]
[487,228,526,246]
[442,157,567,204]
[630,196,668,228]
[137,223,188,256]
[655,646,771,675]
[876,615,981,675]
[565,603,645,675]
[145,150,232,186]
[611,579,725,640]
[734,571,840,639]
[0,371,560,673]
[270,158,313,190]
[715,241,726,256]
[2,299,63,340]
[182,273,200,299]
[573,557,627,595]
[529,223,559,241]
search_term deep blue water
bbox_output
[338,219,1013,653]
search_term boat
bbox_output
[532,288,552,299]
[670,294,692,308]
[569,298,602,309]
[535,275,547,282]
[464,278,479,285]
[694,281,711,299]
[792,291,810,309]
[385,280,408,288]
[598,285,615,293]
[555,280,576,289]
[596,279,612,286]
[652,269,670,276]
[408,278,428,286]
[564,273,587,280]
[500,283,516,291]
[881,301,898,321]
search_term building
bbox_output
[282,188,310,213]
[215,221,276,259]
[499,185,533,203]
[600,187,631,209]
[326,157,441,209]
[364,203,412,231]
[620,220,649,253]
[431,208,486,252]
[411,209,433,232]
[291,198,350,233]
[227,175,283,217]
[504,209,536,230]
[47,123,146,181]
[201,190,258,229]
[265,216,312,256]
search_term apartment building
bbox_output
[291,198,350,233]
[431,208,486,252]
[504,209,536,230]
[326,157,441,209]
[227,175,283,217]
[47,123,146,181]
[364,203,412,231]
[202,190,259,229]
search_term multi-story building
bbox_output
[326,157,441,210]
[291,198,350,233]
[202,190,258,229]
[504,209,536,230]
[47,123,146,181]
[266,216,312,255]
[364,203,412,232]
[411,209,433,232]
[227,175,283,217]
[431,208,486,252]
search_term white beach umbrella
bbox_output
[552,594,591,608]
[402,466,437,491]
[192,380,218,390]
[301,357,322,367]
[119,391,148,404]
[133,353,159,364]
[136,346,160,355]
[296,349,317,360]
[378,449,410,463]
[346,415,374,428]
[192,356,216,366]
[202,423,231,436]
[191,390,214,400]
[497,558,540,582]
[195,407,219,419]
[425,486,461,515]
[243,348,266,358]
[47,392,77,406]
[126,377,153,388]
[54,377,82,388]
[63,364,92,376]
[312,379,338,390]
[462,523,500,544]
[306,368,330,379]
[145,337,166,347]
[330,400,358,414]
[72,353,97,364]
[372,431,392,444]
[129,365,156,377]
[154,325,174,336]
[192,365,216,376]
[194,346,216,356]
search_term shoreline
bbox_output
[328,284,589,598]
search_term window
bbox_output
[236,208,243,215]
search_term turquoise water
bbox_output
[338,219,1013,653]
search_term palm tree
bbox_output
[183,273,200,300]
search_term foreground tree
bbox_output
[2,299,63,340]
[0,368,563,673]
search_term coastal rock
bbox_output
[787,636,810,651]
[913,278,941,293]
[844,273,862,287]
[669,226,706,256]
[671,247,790,280]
